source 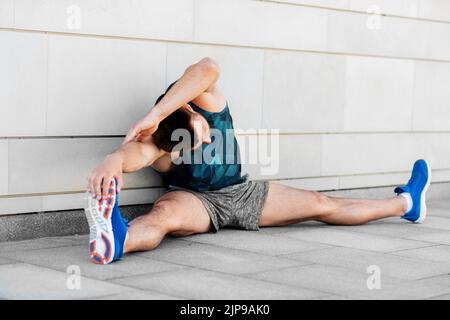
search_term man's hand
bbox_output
[87,153,124,200]
[123,112,160,145]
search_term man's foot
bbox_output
[85,179,128,264]
[395,159,432,224]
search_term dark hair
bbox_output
[152,92,195,152]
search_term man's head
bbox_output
[152,93,211,153]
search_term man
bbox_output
[86,58,431,265]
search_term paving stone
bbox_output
[406,232,450,245]
[429,209,450,218]
[1,200,449,299]
[0,237,75,252]
[428,293,450,300]
[419,216,450,231]
[136,241,308,275]
[0,245,185,281]
[0,257,16,265]
[186,229,330,255]
[312,294,351,300]
[392,245,450,263]
[51,234,190,253]
[326,215,446,226]
[283,247,450,280]
[112,268,326,299]
[428,200,450,211]
[417,275,450,297]
[279,228,432,252]
[0,263,133,299]
[251,264,450,299]
[258,221,327,235]
[340,215,450,234]
[324,221,446,240]
[89,289,182,300]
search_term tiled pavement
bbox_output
[0,200,449,300]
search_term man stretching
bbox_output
[86,58,431,264]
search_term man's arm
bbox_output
[154,57,223,117]
[87,139,165,200]
[123,57,224,144]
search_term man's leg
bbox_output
[124,191,211,253]
[259,182,407,227]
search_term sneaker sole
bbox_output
[84,180,117,264]
[416,159,432,224]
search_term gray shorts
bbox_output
[167,175,269,232]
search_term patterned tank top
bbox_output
[160,101,243,191]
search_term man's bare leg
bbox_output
[259,182,407,227]
[123,191,211,253]
[124,183,407,253]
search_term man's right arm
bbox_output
[87,139,165,200]
[122,57,222,144]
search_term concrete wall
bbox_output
[1,0,450,216]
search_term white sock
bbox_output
[400,193,413,213]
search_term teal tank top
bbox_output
[161,102,243,191]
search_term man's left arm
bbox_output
[87,139,165,200]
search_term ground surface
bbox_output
[0,200,449,300]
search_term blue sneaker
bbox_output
[395,159,431,223]
[85,179,128,264]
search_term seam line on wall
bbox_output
[192,0,197,42]
[411,59,417,131]
[44,32,49,136]
[255,0,450,25]
[2,131,450,140]
[260,51,266,129]
[2,169,450,198]
[12,0,15,26]
[2,27,450,65]
[0,186,165,199]
[2,180,450,199]
[6,140,9,195]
